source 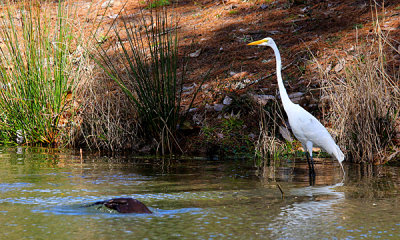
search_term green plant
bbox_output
[147,0,170,9]
[228,9,239,15]
[93,8,191,154]
[0,1,84,145]
[200,112,255,156]
[222,115,244,132]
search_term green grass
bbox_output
[0,1,84,145]
[92,8,190,154]
[147,0,170,9]
[228,9,239,15]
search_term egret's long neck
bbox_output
[271,44,292,108]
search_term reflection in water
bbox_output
[0,148,400,239]
[258,158,345,186]
[268,183,345,239]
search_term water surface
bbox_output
[0,147,399,239]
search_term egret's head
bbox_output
[247,37,275,47]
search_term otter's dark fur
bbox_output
[86,198,152,214]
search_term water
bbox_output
[0,147,400,239]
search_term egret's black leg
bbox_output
[305,152,312,170]
[306,152,316,185]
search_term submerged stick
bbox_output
[276,183,284,199]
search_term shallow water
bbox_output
[1,147,399,239]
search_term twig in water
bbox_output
[276,183,284,199]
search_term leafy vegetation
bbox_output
[201,112,255,156]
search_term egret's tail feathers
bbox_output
[334,145,346,179]
[339,160,345,179]
[334,145,345,163]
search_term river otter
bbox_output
[85,198,152,214]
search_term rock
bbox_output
[334,60,345,73]
[108,14,118,19]
[249,94,275,105]
[188,108,198,113]
[223,96,233,105]
[213,104,224,112]
[192,113,203,125]
[260,3,269,10]
[189,49,201,58]
[231,71,248,79]
[101,0,114,8]
[267,30,280,35]
[300,6,309,12]
[289,92,304,103]
[289,92,304,99]
[205,104,213,110]
[182,83,196,91]
[233,82,246,90]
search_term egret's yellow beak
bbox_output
[247,39,268,45]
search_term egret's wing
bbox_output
[287,105,336,151]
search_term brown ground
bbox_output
[65,0,400,154]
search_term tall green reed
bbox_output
[0,1,84,145]
[93,8,185,154]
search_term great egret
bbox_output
[248,37,345,178]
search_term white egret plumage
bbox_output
[248,37,345,179]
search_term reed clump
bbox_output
[77,73,142,152]
[92,8,185,154]
[255,98,296,163]
[0,1,87,145]
[319,31,399,164]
